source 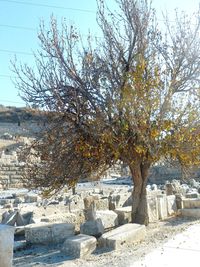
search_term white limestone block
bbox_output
[99,223,146,250]
[0,225,15,267]
[157,194,168,220]
[182,199,200,209]
[96,210,118,229]
[181,208,200,218]
[114,206,132,225]
[25,222,75,244]
[147,196,159,222]
[80,218,104,237]
[61,234,96,258]
[167,195,177,216]
[95,197,109,210]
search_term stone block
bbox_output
[83,195,99,220]
[185,193,199,198]
[114,206,132,225]
[14,197,24,204]
[15,226,25,236]
[98,223,146,250]
[176,194,183,209]
[147,196,159,222]
[51,223,74,243]
[80,219,104,237]
[66,195,84,211]
[61,234,96,258]
[165,183,174,195]
[167,195,177,216]
[25,222,75,244]
[96,210,118,229]
[69,210,85,231]
[2,210,17,226]
[1,210,25,226]
[0,198,11,205]
[96,197,109,210]
[0,225,15,267]
[182,199,200,209]
[157,194,168,220]
[24,194,39,203]
[109,193,131,210]
[181,208,200,218]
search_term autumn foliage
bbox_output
[13,0,200,224]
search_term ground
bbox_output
[13,216,200,267]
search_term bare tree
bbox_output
[13,0,200,225]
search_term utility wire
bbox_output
[0,49,33,56]
[0,23,36,31]
[0,0,96,13]
[0,74,16,78]
[0,23,103,39]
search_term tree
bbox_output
[13,0,200,225]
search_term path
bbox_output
[132,224,200,267]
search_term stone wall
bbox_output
[0,152,24,189]
[148,166,200,184]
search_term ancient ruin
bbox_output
[0,124,200,266]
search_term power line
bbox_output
[0,23,103,39]
[0,49,33,56]
[0,0,96,13]
[0,74,16,78]
[0,23,35,31]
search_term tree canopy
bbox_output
[13,0,200,224]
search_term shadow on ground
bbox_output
[163,216,199,227]
[14,244,75,267]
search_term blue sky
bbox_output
[0,0,199,107]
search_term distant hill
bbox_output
[0,105,42,123]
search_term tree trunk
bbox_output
[129,161,150,225]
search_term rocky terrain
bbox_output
[0,178,200,267]
[13,215,200,267]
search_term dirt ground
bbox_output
[13,216,200,267]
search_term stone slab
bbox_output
[109,193,132,210]
[181,208,200,218]
[80,218,104,238]
[98,223,146,250]
[25,222,75,244]
[157,194,168,220]
[182,199,200,209]
[96,210,118,229]
[0,224,15,267]
[61,234,96,258]
[167,195,177,216]
[114,206,132,225]
[95,197,109,210]
[147,196,159,222]
[185,193,199,199]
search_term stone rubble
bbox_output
[0,174,200,265]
